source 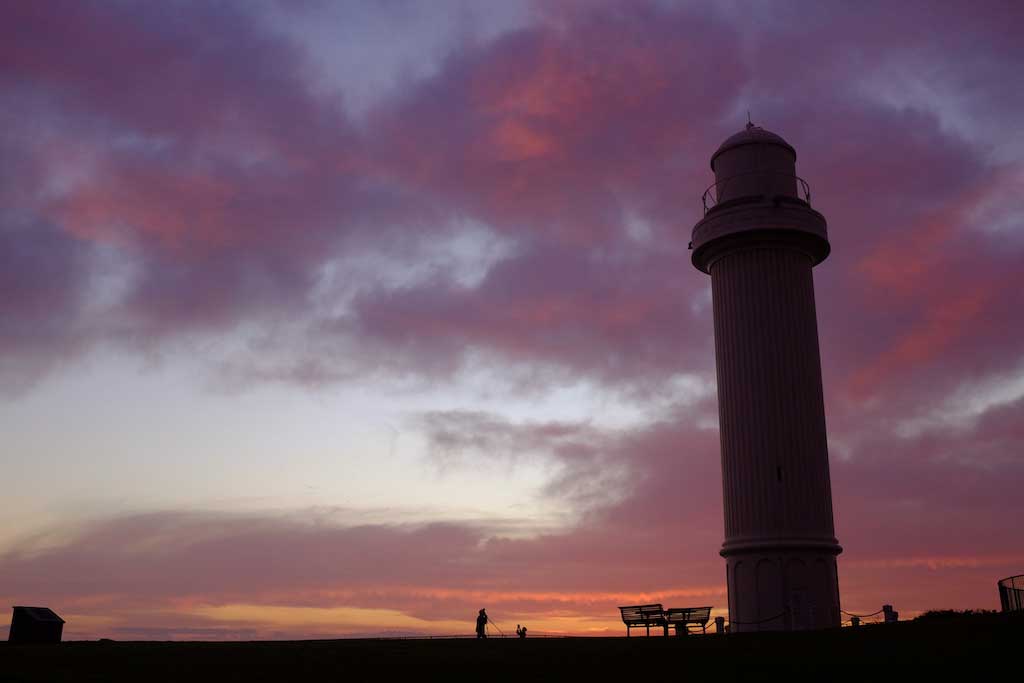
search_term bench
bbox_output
[618,604,668,637]
[665,606,713,635]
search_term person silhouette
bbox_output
[516,624,527,638]
[476,609,488,638]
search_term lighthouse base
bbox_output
[724,543,841,632]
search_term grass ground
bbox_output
[2,612,1020,682]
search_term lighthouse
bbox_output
[691,123,841,631]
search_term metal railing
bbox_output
[701,171,812,215]
[999,574,1024,612]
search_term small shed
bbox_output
[9,606,65,643]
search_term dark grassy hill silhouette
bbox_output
[2,612,1020,682]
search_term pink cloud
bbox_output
[370,3,745,245]
[2,0,1020,399]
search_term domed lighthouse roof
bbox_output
[710,122,796,171]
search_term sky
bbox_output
[1,0,1022,640]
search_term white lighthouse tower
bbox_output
[691,123,841,631]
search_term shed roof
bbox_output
[12,606,65,623]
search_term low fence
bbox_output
[998,575,1024,612]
